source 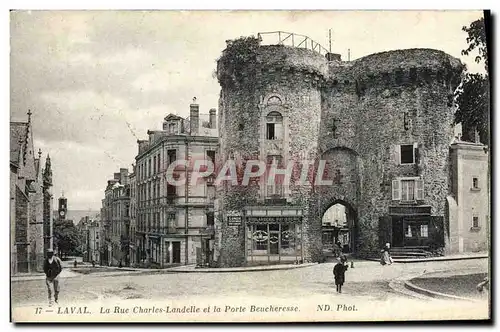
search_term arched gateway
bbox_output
[310,147,362,257]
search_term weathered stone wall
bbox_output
[215,42,463,264]
[351,49,462,255]
[216,45,327,266]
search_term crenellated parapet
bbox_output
[349,49,463,95]
[217,44,329,90]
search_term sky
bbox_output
[9,10,485,211]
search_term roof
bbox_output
[10,122,28,165]
[164,113,184,121]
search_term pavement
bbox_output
[367,251,489,263]
[11,252,488,282]
[10,257,489,322]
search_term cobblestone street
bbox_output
[12,258,488,307]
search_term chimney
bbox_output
[120,168,128,185]
[209,108,217,129]
[114,173,121,181]
[190,99,199,136]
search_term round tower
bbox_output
[215,37,329,267]
[353,49,463,255]
[314,49,463,257]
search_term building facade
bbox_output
[79,217,101,263]
[10,111,51,274]
[214,34,465,266]
[135,101,218,267]
[129,167,138,266]
[100,169,130,266]
[448,140,490,253]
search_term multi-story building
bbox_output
[79,217,101,264]
[100,169,130,266]
[10,111,51,274]
[448,139,490,253]
[129,166,137,266]
[135,100,218,267]
[214,32,469,266]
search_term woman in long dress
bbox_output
[380,243,393,265]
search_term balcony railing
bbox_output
[257,31,330,56]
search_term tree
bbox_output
[53,220,81,259]
[454,16,490,144]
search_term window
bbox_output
[252,224,268,251]
[206,150,216,165]
[267,155,283,196]
[153,156,157,174]
[167,213,176,229]
[420,224,428,237]
[167,184,176,196]
[472,216,479,228]
[266,111,283,140]
[207,185,216,201]
[169,123,176,134]
[206,212,214,226]
[400,145,415,164]
[168,149,177,165]
[266,123,275,140]
[392,178,424,201]
[157,154,161,173]
[401,180,415,201]
[472,177,479,189]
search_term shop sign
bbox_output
[247,217,301,223]
[228,216,242,226]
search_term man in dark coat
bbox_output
[43,249,63,306]
[333,255,349,293]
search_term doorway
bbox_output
[321,202,356,254]
[172,241,181,263]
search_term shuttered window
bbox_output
[392,178,424,201]
[392,180,400,200]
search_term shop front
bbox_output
[244,207,303,265]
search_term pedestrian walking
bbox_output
[380,242,393,265]
[43,249,63,306]
[333,255,349,293]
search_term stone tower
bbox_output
[215,38,329,266]
[214,34,464,267]
[42,154,54,251]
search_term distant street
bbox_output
[12,258,488,307]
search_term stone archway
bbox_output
[321,200,358,258]
[309,147,362,259]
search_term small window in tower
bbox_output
[266,111,283,140]
[400,145,415,164]
[472,216,479,228]
[267,123,275,140]
[472,177,479,189]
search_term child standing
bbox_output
[333,255,349,293]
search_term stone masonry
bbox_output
[215,40,463,266]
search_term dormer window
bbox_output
[169,123,176,134]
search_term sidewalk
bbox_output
[368,251,488,263]
[11,262,318,281]
[165,262,318,273]
[403,268,488,302]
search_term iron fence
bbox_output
[257,31,330,56]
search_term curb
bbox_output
[404,279,479,302]
[164,263,318,273]
[366,254,488,263]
